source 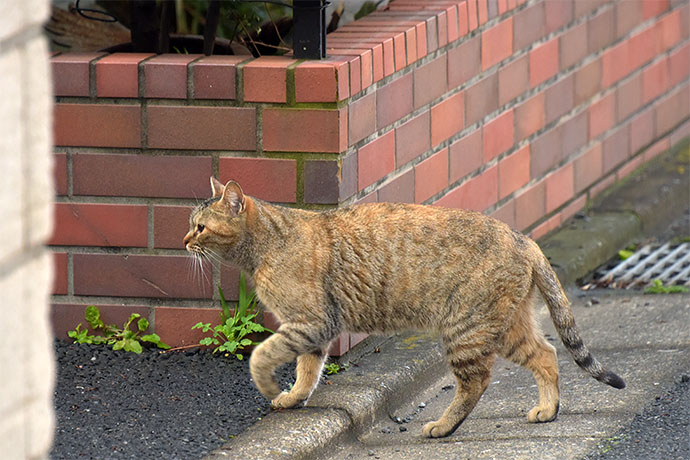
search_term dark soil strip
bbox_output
[50,341,295,459]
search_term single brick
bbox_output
[628,25,656,71]
[588,6,616,55]
[482,17,513,70]
[54,103,141,148]
[437,10,449,48]
[560,22,588,71]
[220,265,241,302]
[431,91,465,147]
[545,74,574,125]
[192,55,246,100]
[515,180,545,230]
[498,144,530,199]
[377,168,415,203]
[449,129,483,183]
[529,38,559,88]
[483,109,514,161]
[668,43,690,88]
[415,148,449,203]
[219,157,297,203]
[617,72,643,122]
[243,56,296,103]
[434,164,497,212]
[515,92,545,141]
[52,252,68,295]
[358,130,396,191]
[144,54,199,99]
[498,54,528,106]
[602,124,630,173]
[339,151,358,201]
[457,2,469,37]
[155,307,222,347]
[468,0,479,31]
[304,160,340,204]
[52,52,104,97]
[655,84,689,135]
[545,163,574,213]
[414,54,448,109]
[263,107,347,153]
[465,72,498,126]
[147,105,256,151]
[589,92,616,140]
[530,127,562,178]
[561,110,588,158]
[426,17,439,53]
[642,0,669,20]
[448,35,481,88]
[490,199,516,229]
[616,0,642,38]
[601,40,630,88]
[154,205,194,250]
[54,153,67,196]
[478,0,489,24]
[73,254,213,299]
[513,3,545,51]
[96,52,153,98]
[349,92,377,145]
[545,0,573,34]
[630,109,655,155]
[396,110,431,167]
[50,203,148,247]
[73,153,212,198]
[575,58,602,106]
[376,73,413,128]
[642,57,669,104]
[295,57,345,103]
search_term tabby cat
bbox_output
[184,178,625,438]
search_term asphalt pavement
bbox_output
[204,140,689,460]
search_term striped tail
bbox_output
[533,249,626,390]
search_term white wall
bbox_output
[0,0,55,458]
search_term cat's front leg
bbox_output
[249,323,333,404]
[272,349,328,409]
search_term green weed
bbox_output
[644,279,689,294]
[192,274,272,360]
[68,306,170,353]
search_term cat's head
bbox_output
[183,177,247,256]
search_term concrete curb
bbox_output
[204,138,689,460]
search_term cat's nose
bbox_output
[183,232,193,248]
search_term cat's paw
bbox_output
[270,391,305,409]
[527,405,558,423]
[422,419,455,438]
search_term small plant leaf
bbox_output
[137,317,149,332]
[618,249,634,260]
[85,306,104,330]
[112,340,126,351]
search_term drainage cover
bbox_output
[585,242,690,289]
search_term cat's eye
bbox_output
[196,224,205,233]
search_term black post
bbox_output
[129,0,159,53]
[292,0,326,59]
[203,0,221,56]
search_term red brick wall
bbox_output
[51,0,689,353]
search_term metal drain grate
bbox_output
[589,242,690,289]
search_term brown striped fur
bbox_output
[184,178,625,438]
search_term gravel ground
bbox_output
[585,374,690,460]
[50,340,296,460]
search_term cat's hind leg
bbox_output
[424,328,497,438]
[271,348,328,409]
[500,302,559,423]
[249,322,331,404]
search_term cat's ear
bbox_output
[220,180,246,215]
[210,177,225,198]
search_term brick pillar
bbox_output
[0,0,56,458]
